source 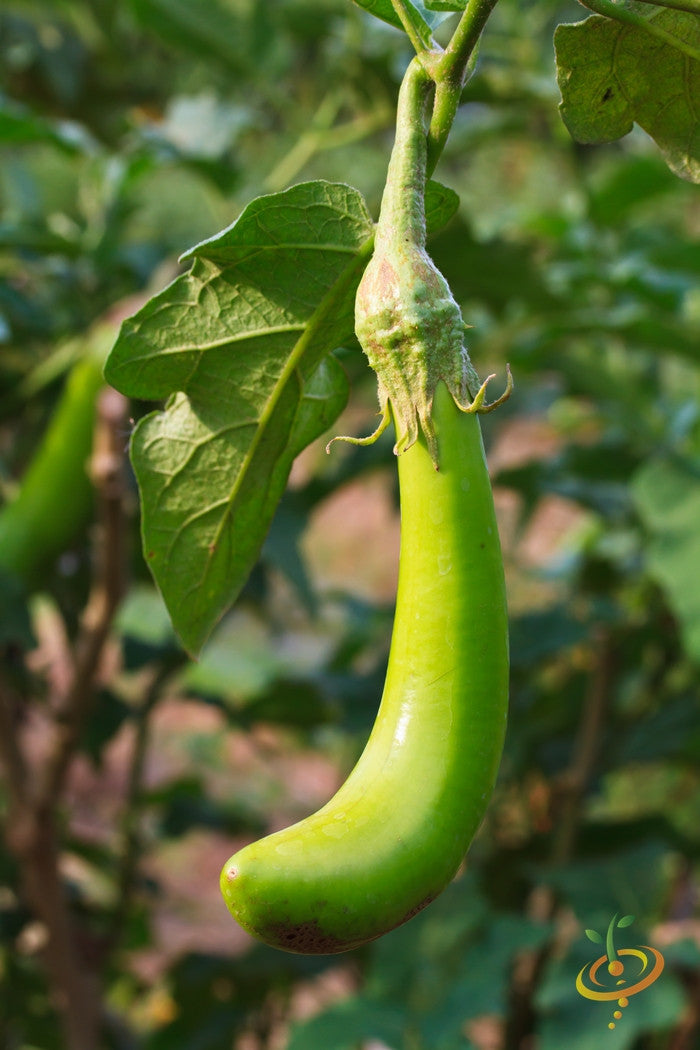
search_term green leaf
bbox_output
[130,0,245,68]
[509,607,587,669]
[425,179,460,233]
[105,181,374,653]
[617,694,700,762]
[632,456,700,663]
[287,997,405,1050]
[617,914,635,927]
[351,0,447,47]
[262,498,318,614]
[117,584,177,649]
[0,99,90,153]
[585,928,604,943]
[554,10,700,182]
[0,571,33,648]
[80,689,131,764]
[529,841,669,916]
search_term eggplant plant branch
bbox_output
[390,0,503,174]
[425,0,502,172]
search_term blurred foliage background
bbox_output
[1,0,700,1048]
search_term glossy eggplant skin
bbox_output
[220,381,508,953]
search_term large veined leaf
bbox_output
[632,456,700,663]
[555,8,700,182]
[105,181,373,653]
[105,179,460,653]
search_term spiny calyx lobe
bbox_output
[355,238,480,463]
[346,59,510,468]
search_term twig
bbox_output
[426,0,501,174]
[2,385,130,1050]
[439,0,499,86]
[666,968,700,1050]
[550,634,615,863]
[35,387,129,809]
[264,91,343,192]
[0,675,28,800]
[263,95,394,193]
[1,668,98,1049]
[504,632,617,1050]
[17,811,102,1050]
[108,653,187,950]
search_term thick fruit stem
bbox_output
[374,61,432,252]
[344,58,510,468]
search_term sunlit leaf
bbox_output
[425,179,460,232]
[555,9,700,181]
[105,181,373,653]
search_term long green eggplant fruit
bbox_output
[220,380,508,952]
[221,59,509,953]
[0,354,104,586]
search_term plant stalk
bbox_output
[427,0,501,174]
[374,58,432,250]
[579,0,700,62]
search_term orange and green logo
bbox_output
[576,913,664,1030]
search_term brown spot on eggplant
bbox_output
[398,893,434,925]
[260,893,437,954]
[260,919,362,955]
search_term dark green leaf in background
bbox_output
[286,998,406,1050]
[104,176,460,653]
[555,10,700,182]
[425,178,461,232]
[632,456,700,663]
[130,0,246,69]
[105,181,374,653]
[0,98,90,153]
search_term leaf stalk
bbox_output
[579,0,700,62]
[390,0,440,55]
